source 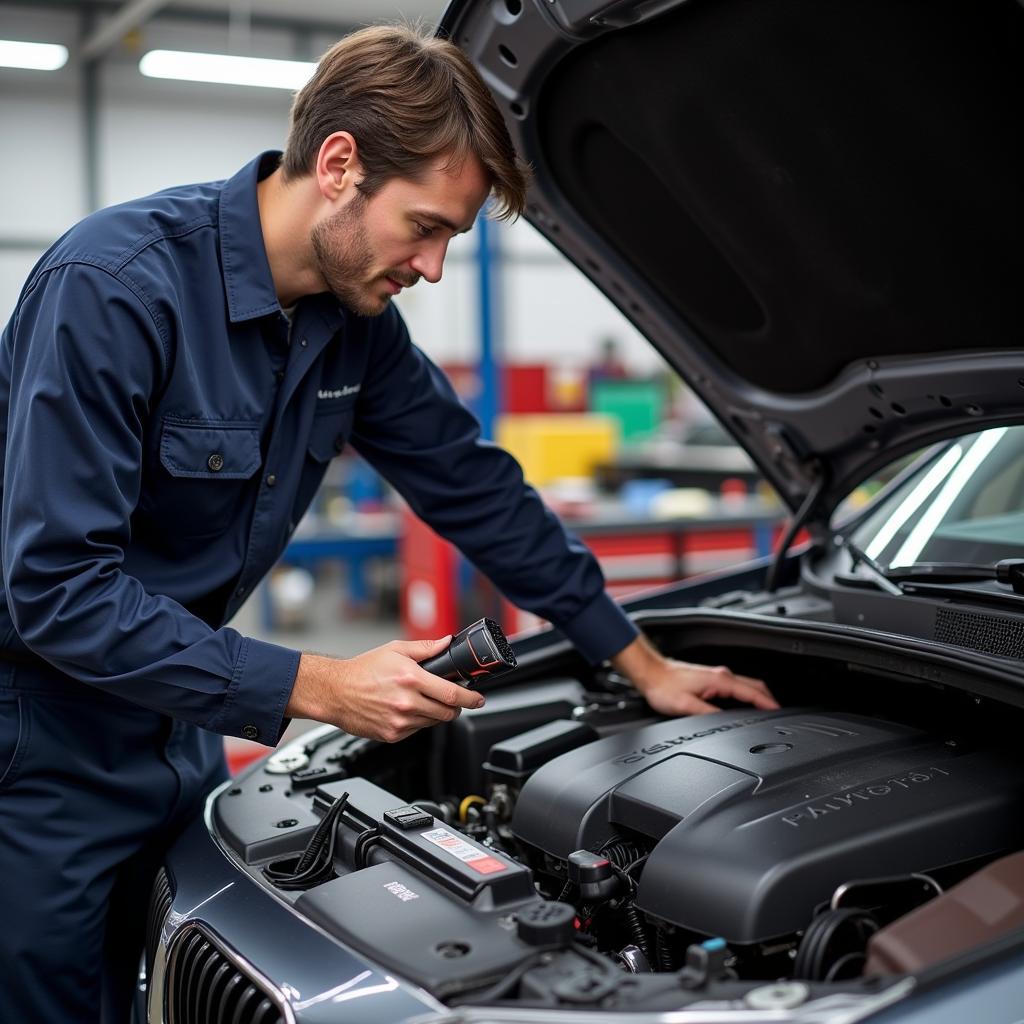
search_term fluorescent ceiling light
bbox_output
[0,40,69,71]
[139,49,315,90]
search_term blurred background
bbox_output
[1,0,834,766]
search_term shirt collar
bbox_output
[218,151,285,323]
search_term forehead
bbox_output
[377,153,491,232]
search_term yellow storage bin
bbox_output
[496,413,619,486]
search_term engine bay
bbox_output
[210,633,1024,1011]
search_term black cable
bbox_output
[601,839,645,869]
[262,791,349,891]
[623,853,650,881]
[293,792,347,875]
[573,941,622,978]
[448,951,550,1006]
[600,857,653,962]
[623,904,651,959]
[449,923,624,1007]
[825,951,868,982]
[793,908,877,980]
[353,824,383,869]
[655,927,675,971]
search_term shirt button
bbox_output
[242,724,260,741]
[299,338,308,348]
[266,474,277,487]
[236,585,246,597]
[275,370,285,382]
[207,452,225,472]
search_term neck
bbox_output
[257,168,327,307]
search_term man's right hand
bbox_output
[285,636,485,743]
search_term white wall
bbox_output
[0,3,665,375]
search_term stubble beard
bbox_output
[310,192,399,317]
[311,194,382,316]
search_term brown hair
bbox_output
[282,25,529,221]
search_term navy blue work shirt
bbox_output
[0,152,638,745]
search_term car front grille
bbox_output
[145,867,175,984]
[165,924,284,1024]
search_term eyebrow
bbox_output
[413,210,475,235]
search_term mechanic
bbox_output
[0,24,777,1024]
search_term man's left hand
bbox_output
[610,635,779,717]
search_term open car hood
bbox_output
[441,0,1024,521]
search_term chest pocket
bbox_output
[152,419,262,538]
[306,401,356,463]
[289,403,356,529]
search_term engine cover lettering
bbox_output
[612,716,764,765]
[382,881,420,901]
[782,767,953,828]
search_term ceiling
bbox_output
[19,0,450,34]
[168,0,447,27]
[5,0,451,63]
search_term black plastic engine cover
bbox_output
[511,708,1024,943]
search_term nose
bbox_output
[410,240,447,284]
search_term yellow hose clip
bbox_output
[458,794,487,824]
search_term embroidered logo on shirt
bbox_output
[318,384,360,400]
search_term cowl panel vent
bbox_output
[934,607,1024,660]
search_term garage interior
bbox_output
[5,1,1024,1022]
[1,0,808,772]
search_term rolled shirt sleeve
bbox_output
[351,306,639,664]
[1,262,298,741]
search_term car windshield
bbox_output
[850,425,1024,571]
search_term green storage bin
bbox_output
[589,378,665,443]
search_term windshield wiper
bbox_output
[886,559,1024,595]
[835,542,1024,597]
[836,537,906,596]
[834,529,1024,600]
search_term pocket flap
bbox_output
[307,406,355,463]
[159,420,261,479]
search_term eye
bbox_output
[414,222,434,238]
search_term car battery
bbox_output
[315,777,535,906]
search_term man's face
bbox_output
[311,152,490,316]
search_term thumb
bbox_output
[389,635,453,661]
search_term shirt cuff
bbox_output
[556,590,639,664]
[215,636,301,745]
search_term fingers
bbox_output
[726,680,780,710]
[702,671,779,710]
[677,694,719,715]
[387,635,452,660]
[375,702,460,743]
[378,672,480,742]
[382,719,434,744]
[731,672,774,698]
[419,674,485,712]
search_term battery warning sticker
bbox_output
[420,827,506,874]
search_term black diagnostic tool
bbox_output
[420,617,517,687]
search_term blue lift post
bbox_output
[457,214,505,599]
[473,213,502,440]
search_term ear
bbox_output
[315,132,365,203]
